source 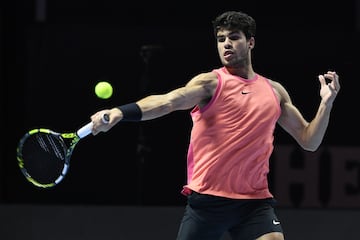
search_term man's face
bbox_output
[216,29,254,68]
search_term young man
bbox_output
[90,11,340,240]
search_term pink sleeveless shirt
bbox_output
[183,67,281,199]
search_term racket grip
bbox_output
[77,114,110,138]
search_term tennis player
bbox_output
[90,10,340,240]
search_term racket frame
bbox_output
[16,114,108,188]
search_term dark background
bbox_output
[2,0,359,206]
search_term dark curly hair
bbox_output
[212,11,256,39]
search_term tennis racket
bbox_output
[16,114,109,188]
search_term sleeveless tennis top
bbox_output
[183,67,281,199]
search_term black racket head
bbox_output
[16,128,72,188]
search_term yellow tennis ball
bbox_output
[95,81,113,99]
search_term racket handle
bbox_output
[77,114,110,138]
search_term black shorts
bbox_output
[176,191,283,240]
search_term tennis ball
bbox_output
[95,81,113,99]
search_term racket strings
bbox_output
[37,134,65,160]
[19,132,69,185]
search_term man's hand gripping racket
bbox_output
[16,114,109,188]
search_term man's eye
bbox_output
[229,36,240,41]
[217,37,225,42]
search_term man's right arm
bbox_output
[90,71,218,135]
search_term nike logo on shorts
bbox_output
[272,220,281,225]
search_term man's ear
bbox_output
[249,37,255,49]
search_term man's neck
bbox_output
[225,66,255,79]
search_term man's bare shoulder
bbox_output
[191,71,218,83]
[183,71,218,105]
[267,78,290,104]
